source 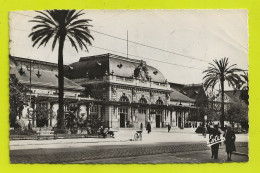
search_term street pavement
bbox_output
[73,146,248,164]
[9,128,249,163]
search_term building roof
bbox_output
[170,88,195,103]
[10,66,84,91]
[179,84,208,101]
[224,90,242,103]
[65,53,166,83]
[168,82,185,91]
[10,55,62,72]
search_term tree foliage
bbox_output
[226,103,248,124]
[34,106,50,127]
[9,74,29,127]
[239,72,249,105]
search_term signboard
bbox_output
[207,134,225,147]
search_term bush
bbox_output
[15,119,26,130]
[53,128,68,134]
[9,128,37,135]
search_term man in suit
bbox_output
[209,123,221,159]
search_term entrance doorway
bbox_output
[156,115,160,128]
[120,113,125,128]
[178,116,182,128]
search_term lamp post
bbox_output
[19,60,41,127]
[204,115,208,126]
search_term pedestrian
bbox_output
[146,122,151,134]
[167,123,171,132]
[224,124,236,161]
[140,122,143,131]
[99,126,107,138]
[203,125,207,138]
[209,123,221,159]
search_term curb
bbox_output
[10,139,129,146]
[233,152,248,157]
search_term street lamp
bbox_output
[204,115,208,126]
[19,60,41,127]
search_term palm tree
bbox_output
[203,57,243,128]
[29,10,94,129]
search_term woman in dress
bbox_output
[224,125,236,161]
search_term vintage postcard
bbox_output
[9,10,248,164]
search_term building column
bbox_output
[32,103,36,127]
[47,102,51,127]
[50,103,53,127]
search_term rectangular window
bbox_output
[138,109,146,114]
[90,105,98,113]
[156,110,163,115]
[38,103,48,108]
[119,108,128,113]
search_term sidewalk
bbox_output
[9,128,249,150]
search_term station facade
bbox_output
[10,54,198,129]
[65,53,196,129]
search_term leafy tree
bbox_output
[85,116,103,134]
[34,106,50,127]
[29,10,94,129]
[65,111,78,132]
[240,72,249,105]
[226,103,248,124]
[9,74,29,127]
[203,58,243,128]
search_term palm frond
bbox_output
[67,35,79,52]
[203,57,244,91]
[29,10,93,52]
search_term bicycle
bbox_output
[134,130,142,141]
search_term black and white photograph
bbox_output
[9,10,249,164]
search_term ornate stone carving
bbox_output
[166,93,170,100]
[132,89,136,96]
[134,60,149,81]
[111,86,117,94]
[150,91,154,97]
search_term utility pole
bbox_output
[29,60,32,107]
[127,30,128,58]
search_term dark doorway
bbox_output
[178,116,182,128]
[156,115,160,128]
[120,113,125,128]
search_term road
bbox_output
[73,146,248,164]
[10,142,248,163]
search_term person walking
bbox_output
[146,122,151,134]
[167,123,171,132]
[203,124,207,138]
[224,124,236,161]
[140,122,143,131]
[209,123,221,159]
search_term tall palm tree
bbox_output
[203,57,243,128]
[29,10,94,128]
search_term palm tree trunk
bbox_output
[57,33,66,129]
[220,80,225,129]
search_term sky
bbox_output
[9,10,248,89]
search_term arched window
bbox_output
[156,99,164,105]
[119,95,129,102]
[139,97,147,104]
